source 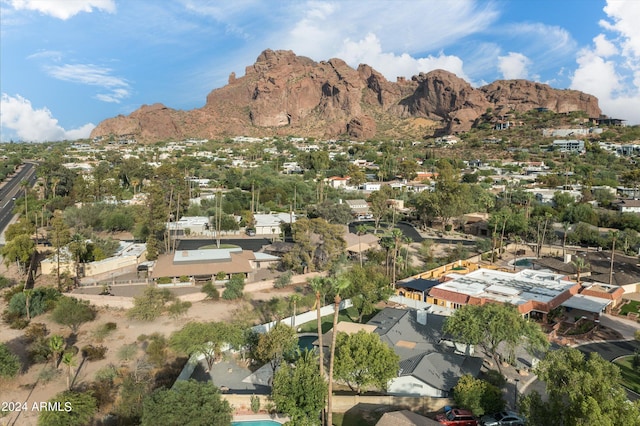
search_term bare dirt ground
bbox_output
[0,256,298,426]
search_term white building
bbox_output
[253,213,296,236]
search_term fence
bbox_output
[252,299,353,333]
[223,393,453,415]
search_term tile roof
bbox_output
[151,249,255,278]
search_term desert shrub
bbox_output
[156,277,172,285]
[274,271,293,288]
[145,334,168,368]
[222,274,245,300]
[82,345,108,361]
[0,275,13,289]
[0,343,20,378]
[137,334,148,342]
[179,275,189,283]
[167,300,191,319]
[38,366,60,384]
[27,338,52,364]
[91,376,117,410]
[216,271,227,281]
[24,322,48,341]
[2,284,23,303]
[118,343,138,361]
[8,287,61,318]
[201,282,219,300]
[2,310,30,329]
[128,287,175,321]
[94,322,117,341]
[250,394,261,413]
[95,364,119,382]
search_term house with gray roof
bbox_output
[366,307,482,397]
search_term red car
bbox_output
[435,408,479,426]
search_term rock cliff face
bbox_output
[90,49,602,142]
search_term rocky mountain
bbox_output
[90,49,602,143]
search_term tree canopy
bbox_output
[452,374,505,417]
[51,296,96,333]
[253,322,298,377]
[37,390,97,426]
[443,303,549,373]
[520,347,640,426]
[169,321,241,369]
[141,380,232,426]
[333,330,399,394]
[272,350,327,425]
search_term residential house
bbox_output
[376,410,441,426]
[429,268,580,322]
[253,212,296,236]
[616,199,640,213]
[167,216,210,236]
[151,248,279,283]
[345,199,371,219]
[552,139,585,153]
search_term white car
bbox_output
[480,411,526,426]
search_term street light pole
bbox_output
[514,378,520,411]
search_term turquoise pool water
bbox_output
[231,421,281,426]
[515,258,533,267]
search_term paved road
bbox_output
[0,163,37,243]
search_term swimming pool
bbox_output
[231,421,282,426]
[297,334,317,352]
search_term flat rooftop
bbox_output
[436,268,576,306]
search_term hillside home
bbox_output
[253,212,296,236]
[344,199,371,219]
[552,139,585,153]
[151,248,279,283]
[616,199,640,213]
[166,216,210,236]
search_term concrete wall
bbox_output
[222,394,453,415]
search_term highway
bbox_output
[0,163,37,244]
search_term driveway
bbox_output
[600,314,640,340]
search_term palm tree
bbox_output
[23,289,33,321]
[289,294,301,330]
[356,224,367,267]
[61,352,77,390]
[562,222,571,259]
[390,229,404,287]
[49,335,64,368]
[571,256,590,285]
[68,234,87,286]
[308,277,326,426]
[327,276,351,426]
[609,231,619,286]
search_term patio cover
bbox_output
[561,294,611,313]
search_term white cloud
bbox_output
[570,0,640,124]
[498,52,532,80]
[46,63,131,103]
[338,33,470,82]
[8,0,115,20]
[273,0,498,81]
[0,94,94,142]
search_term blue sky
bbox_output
[1,0,639,142]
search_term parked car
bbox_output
[435,408,478,426]
[480,411,526,426]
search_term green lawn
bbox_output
[613,355,640,394]
[298,307,381,334]
[333,410,382,426]
[619,300,640,316]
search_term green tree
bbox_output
[222,273,245,300]
[443,303,549,374]
[368,185,395,231]
[452,374,505,417]
[51,296,97,334]
[253,323,298,378]
[169,321,240,370]
[520,347,640,426]
[1,233,35,277]
[308,277,326,391]
[333,330,399,394]
[308,200,353,225]
[327,276,351,426]
[141,380,232,426]
[0,343,20,378]
[37,390,97,426]
[283,218,346,272]
[272,350,327,425]
[201,281,220,300]
[128,287,175,321]
[68,233,88,285]
[344,265,392,322]
[167,299,192,319]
